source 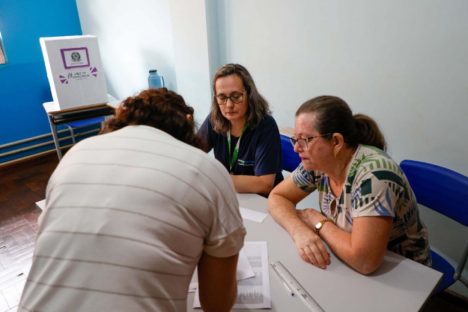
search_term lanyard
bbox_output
[227,124,248,172]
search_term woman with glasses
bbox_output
[198,64,283,196]
[268,95,430,274]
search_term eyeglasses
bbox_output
[290,133,332,150]
[216,92,245,105]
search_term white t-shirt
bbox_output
[19,125,246,311]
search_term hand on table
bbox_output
[291,223,330,269]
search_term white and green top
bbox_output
[292,144,431,265]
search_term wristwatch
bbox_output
[314,219,333,234]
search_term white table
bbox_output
[187,193,442,311]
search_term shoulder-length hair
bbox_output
[210,64,271,133]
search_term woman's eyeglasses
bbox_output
[216,92,245,105]
[290,133,332,150]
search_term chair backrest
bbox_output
[400,160,468,226]
[280,134,301,172]
[66,116,105,128]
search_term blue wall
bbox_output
[0,0,82,162]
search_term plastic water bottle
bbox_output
[148,69,165,89]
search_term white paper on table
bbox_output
[188,247,255,293]
[240,207,267,223]
[193,241,271,309]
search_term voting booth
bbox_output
[40,35,108,110]
[40,35,114,160]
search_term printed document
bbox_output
[193,241,271,309]
[188,248,255,292]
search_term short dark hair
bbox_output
[210,64,271,133]
[296,95,387,150]
[103,88,204,149]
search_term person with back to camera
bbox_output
[268,95,430,274]
[19,88,246,312]
[198,63,283,196]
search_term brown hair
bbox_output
[102,88,204,149]
[296,95,387,150]
[210,63,271,133]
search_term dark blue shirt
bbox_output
[198,115,283,186]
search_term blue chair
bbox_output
[63,116,105,144]
[400,159,468,294]
[280,134,301,172]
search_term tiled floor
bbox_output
[0,210,40,312]
[0,153,58,312]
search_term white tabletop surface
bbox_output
[187,193,442,312]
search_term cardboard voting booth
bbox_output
[40,35,108,110]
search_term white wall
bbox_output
[167,0,212,123]
[212,0,468,296]
[76,0,212,125]
[76,0,176,99]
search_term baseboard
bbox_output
[0,150,57,169]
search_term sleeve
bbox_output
[351,168,399,218]
[253,116,282,176]
[291,163,319,193]
[197,115,213,152]
[202,158,246,257]
[204,227,246,258]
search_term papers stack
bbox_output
[191,241,271,309]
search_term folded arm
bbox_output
[231,173,276,196]
[298,208,392,275]
[268,176,330,269]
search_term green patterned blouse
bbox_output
[292,145,431,265]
